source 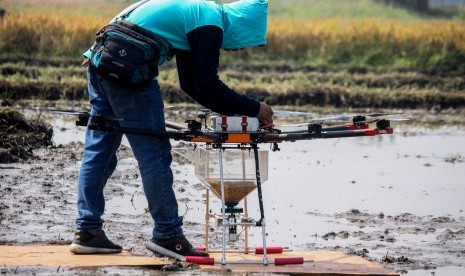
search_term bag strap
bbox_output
[118,0,151,20]
[96,0,150,36]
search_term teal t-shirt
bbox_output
[84,0,268,65]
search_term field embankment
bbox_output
[1,58,465,109]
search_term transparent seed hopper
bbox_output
[194,146,269,260]
[194,147,268,207]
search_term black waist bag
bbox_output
[90,20,161,88]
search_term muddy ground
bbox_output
[1,107,465,275]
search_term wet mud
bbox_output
[309,210,465,272]
[0,106,53,163]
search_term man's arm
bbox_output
[176,25,261,117]
[175,49,214,110]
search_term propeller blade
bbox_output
[364,112,404,117]
[200,108,212,113]
[166,121,185,130]
[274,110,312,116]
[357,118,411,124]
[307,112,405,123]
[278,122,314,128]
[52,111,88,116]
[352,119,379,124]
[278,116,351,128]
[33,108,89,116]
[387,118,411,122]
[310,115,353,122]
[39,108,139,122]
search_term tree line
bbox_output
[379,0,429,13]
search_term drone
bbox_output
[49,108,408,266]
[59,109,405,147]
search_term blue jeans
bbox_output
[75,67,183,239]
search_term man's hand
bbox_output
[257,103,274,125]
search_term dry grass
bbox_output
[267,18,465,53]
[0,11,102,56]
[264,18,465,67]
[1,9,464,70]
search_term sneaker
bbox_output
[146,236,209,259]
[69,230,123,254]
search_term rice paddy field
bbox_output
[0,0,465,108]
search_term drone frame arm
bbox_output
[260,128,381,143]
[80,115,393,145]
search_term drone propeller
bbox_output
[309,114,352,122]
[363,112,405,117]
[37,108,137,122]
[274,110,312,116]
[165,121,185,130]
[358,118,411,124]
[279,116,351,127]
[41,109,89,116]
[309,112,404,123]
[199,108,215,114]
[279,112,407,128]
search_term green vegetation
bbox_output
[267,0,417,21]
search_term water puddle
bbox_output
[407,266,465,276]
[263,128,465,217]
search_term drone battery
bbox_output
[211,116,260,132]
